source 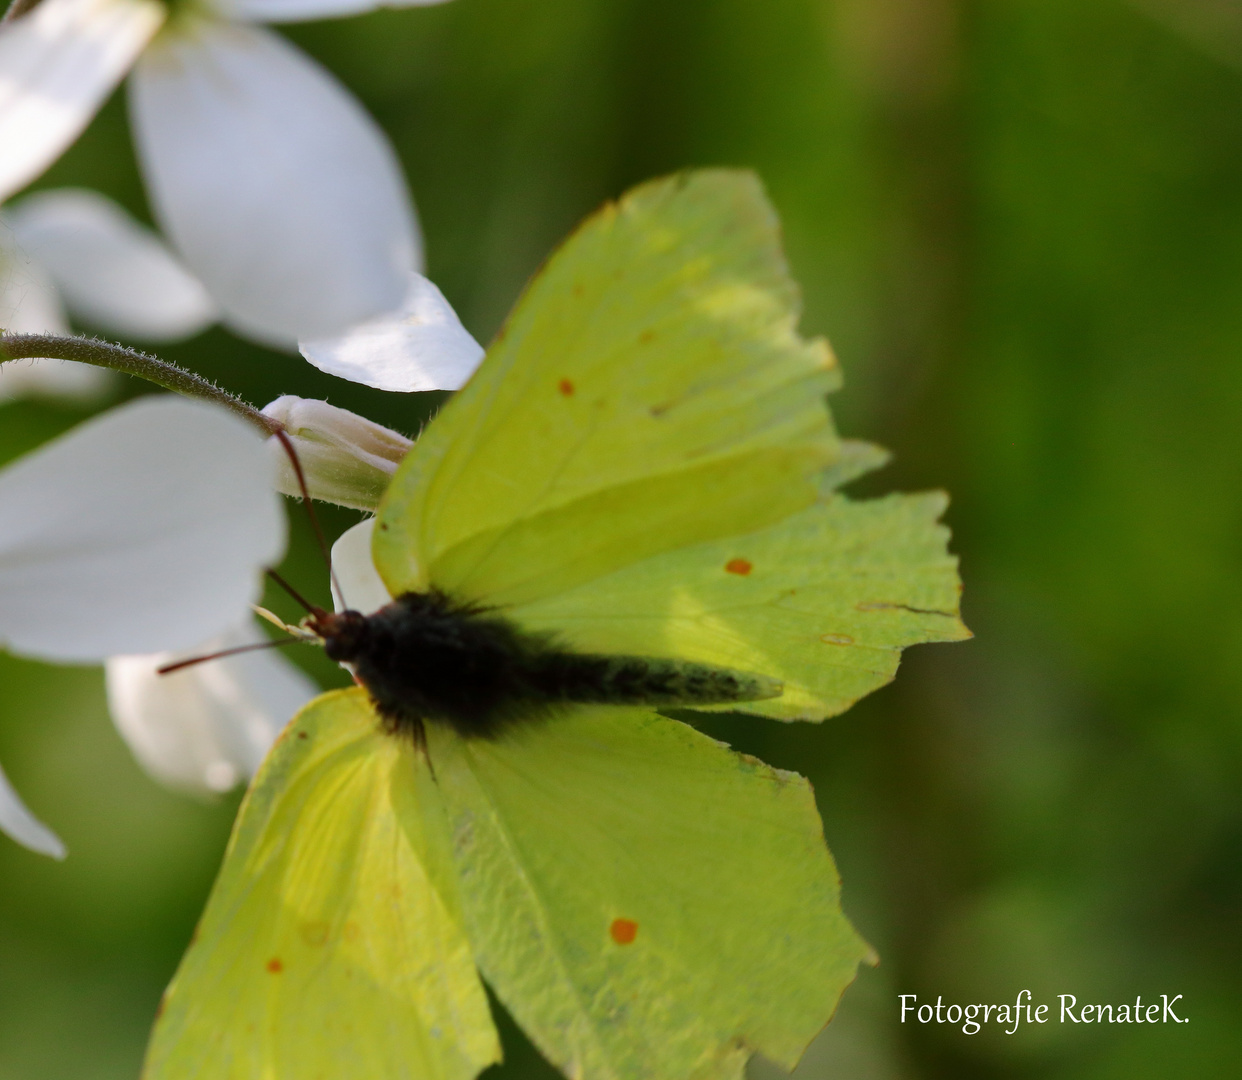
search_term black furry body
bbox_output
[318,589,777,740]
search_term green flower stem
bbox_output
[0,333,279,436]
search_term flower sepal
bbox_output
[263,395,412,511]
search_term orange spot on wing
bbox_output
[558,378,575,396]
[610,918,639,945]
[725,558,753,576]
[266,958,284,974]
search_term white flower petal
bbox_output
[0,396,286,662]
[0,236,68,333]
[8,188,217,341]
[129,20,420,344]
[0,0,164,201]
[0,355,113,402]
[218,0,452,25]
[0,238,111,402]
[0,757,65,858]
[331,518,391,614]
[0,231,114,398]
[105,621,317,795]
[299,272,484,392]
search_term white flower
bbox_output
[105,621,317,797]
[0,0,453,345]
[259,273,485,506]
[299,271,485,392]
[0,395,286,856]
[0,186,216,402]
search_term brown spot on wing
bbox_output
[266,958,284,974]
[558,378,575,396]
[610,918,639,945]
[725,558,752,576]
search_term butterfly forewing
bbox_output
[373,171,841,606]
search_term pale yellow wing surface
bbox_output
[143,689,500,1080]
[374,170,841,608]
[428,708,870,1080]
[512,492,970,721]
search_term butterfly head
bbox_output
[306,609,370,664]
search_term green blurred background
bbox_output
[3,0,1242,1076]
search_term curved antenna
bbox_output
[266,567,324,617]
[157,637,299,675]
[157,429,348,680]
[271,427,347,610]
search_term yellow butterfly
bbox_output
[144,170,968,1080]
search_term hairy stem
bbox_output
[0,333,278,436]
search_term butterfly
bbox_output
[142,170,969,1080]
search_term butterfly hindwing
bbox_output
[374,170,842,607]
[427,707,870,1080]
[512,490,970,721]
[143,690,500,1080]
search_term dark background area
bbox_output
[2,0,1241,1076]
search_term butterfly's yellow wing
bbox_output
[426,707,869,1080]
[513,490,970,720]
[374,170,841,607]
[146,693,867,1080]
[144,169,961,1080]
[143,690,500,1080]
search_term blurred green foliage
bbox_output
[3,0,1242,1077]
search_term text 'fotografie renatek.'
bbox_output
[899,991,1187,1035]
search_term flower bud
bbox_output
[262,395,412,511]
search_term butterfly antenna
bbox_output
[266,567,323,617]
[272,427,347,610]
[157,637,300,676]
